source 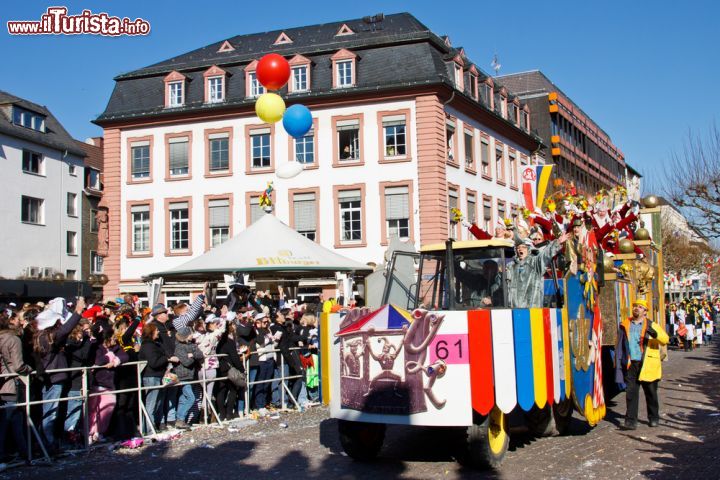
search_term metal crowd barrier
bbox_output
[0,345,312,467]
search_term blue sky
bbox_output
[2,0,717,182]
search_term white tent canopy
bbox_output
[147,213,372,281]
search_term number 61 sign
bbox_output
[429,334,469,365]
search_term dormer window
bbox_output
[164,71,187,108]
[331,49,357,89]
[203,65,227,104]
[480,81,492,107]
[12,106,45,132]
[292,66,308,92]
[288,55,312,93]
[169,82,183,107]
[207,77,223,103]
[337,61,353,87]
[468,66,479,100]
[250,72,265,97]
[450,54,465,91]
[245,60,266,98]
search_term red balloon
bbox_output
[256,53,290,91]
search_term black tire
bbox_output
[456,408,509,469]
[338,420,385,461]
[552,399,574,436]
[526,405,555,437]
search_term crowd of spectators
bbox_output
[666,296,717,351]
[0,281,338,464]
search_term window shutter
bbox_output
[382,115,406,127]
[448,190,458,211]
[208,199,229,227]
[131,204,150,214]
[169,140,188,171]
[336,119,359,131]
[250,197,263,224]
[294,194,316,231]
[338,189,361,202]
[385,186,409,220]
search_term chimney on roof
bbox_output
[85,136,104,148]
[362,13,385,32]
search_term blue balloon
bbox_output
[282,104,313,138]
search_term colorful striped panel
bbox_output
[491,310,517,414]
[530,308,548,408]
[542,309,555,405]
[320,312,332,405]
[562,305,571,399]
[549,308,561,403]
[513,309,535,411]
[556,309,566,401]
[468,310,494,415]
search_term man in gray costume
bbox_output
[507,233,568,308]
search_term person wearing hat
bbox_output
[32,297,85,454]
[507,232,568,309]
[615,298,669,430]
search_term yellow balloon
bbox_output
[255,93,285,123]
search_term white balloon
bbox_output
[276,161,304,179]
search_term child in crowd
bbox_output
[173,327,204,429]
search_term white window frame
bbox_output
[293,193,317,240]
[90,250,104,274]
[336,60,353,88]
[291,65,309,92]
[382,116,407,158]
[208,198,230,248]
[207,76,224,103]
[130,142,150,179]
[69,163,77,176]
[337,120,360,162]
[168,81,184,107]
[249,72,265,97]
[169,203,189,252]
[168,136,190,177]
[339,191,362,244]
[21,195,44,225]
[295,132,315,164]
[251,131,271,169]
[208,134,229,172]
[131,208,150,254]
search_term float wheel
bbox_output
[337,420,385,461]
[456,407,509,469]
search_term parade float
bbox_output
[320,177,666,469]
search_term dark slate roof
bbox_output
[497,70,612,140]
[121,13,432,79]
[95,11,532,144]
[75,139,103,171]
[0,90,86,157]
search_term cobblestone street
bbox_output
[8,341,719,480]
